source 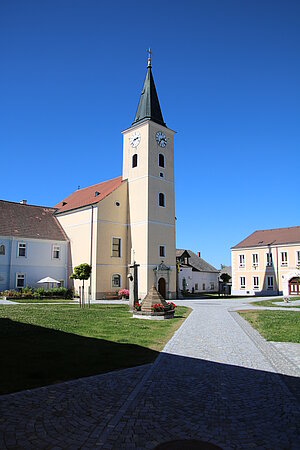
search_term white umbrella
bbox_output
[37,277,60,289]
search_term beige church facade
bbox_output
[231,226,300,296]
[55,56,176,300]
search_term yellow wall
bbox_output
[122,120,176,298]
[231,244,300,295]
[95,181,128,297]
[56,206,98,297]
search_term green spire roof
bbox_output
[132,56,166,127]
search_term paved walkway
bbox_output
[0,299,299,449]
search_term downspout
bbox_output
[9,238,13,289]
[276,246,279,295]
[90,205,94,302]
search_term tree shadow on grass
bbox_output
[0,318,159,394]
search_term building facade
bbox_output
[0,201,69,291]
[231,226,300,296]
[176,249,219,295]
[55,55,176,300]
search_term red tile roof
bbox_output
[54,176,123,213]
[232,226,300,249]
[0,200,68,241]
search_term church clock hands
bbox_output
[156,131,167,148]
[130,131,141,148]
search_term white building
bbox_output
[176,249,219,294]
[0,200,69,291]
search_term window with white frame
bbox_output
[112,238,121,257]
[281,252,288,266]
[239,254,245,268]
[210,282,214,290]
[267,276,274,290]
[202,283,205,290]
[18,242,26,257]
[16,273,25,289]
[195,283,198,291]
[0,244,5,255]
[159,245,166,258]
[52,245,60,259]
[252,253,258,267]
[240,277,246,289]
[112,274,121,288]
[266,252,273,266]
[296,251,300,266]
[253,276,259,290]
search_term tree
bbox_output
[70,263,92,308]
[220,273,231,284]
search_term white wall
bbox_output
[0,236,68,290]
[178,267,219,293]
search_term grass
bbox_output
[10,298,78,303]
[0,304,190,394]
[239,310,300,343]
[252,296,300,308]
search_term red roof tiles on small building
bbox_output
[232,226,300,249]
[54,176,123,213]
[0,200,68,241]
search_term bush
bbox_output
[1,287,72,300]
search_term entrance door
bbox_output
[158,277,166,299]
[289,277,300,295]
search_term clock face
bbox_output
[130,131,141,148]
[156,131,167,148]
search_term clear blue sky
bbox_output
[1,0,299,268]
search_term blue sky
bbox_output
[1,0,299,268]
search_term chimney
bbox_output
[20,200,27,205]
[197,251,201,258]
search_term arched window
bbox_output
[159,193,165,207]
[112,274,121,288]
[132,154,138,168]
[158,153,165,168]
[0,244,5,255]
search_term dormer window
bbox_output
[62,201,67,206]
[95,191,100,197]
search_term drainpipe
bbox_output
[89,205,94,305]
[9,238,13,289]
[276,246,279,295]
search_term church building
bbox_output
[55,53,177,300]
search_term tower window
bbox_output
[159,153,165,168]
[132,154,138,168]
[158,193,165,207]
[112,238,121,257]
[159,245,166,258]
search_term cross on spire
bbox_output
[147,48,152,67]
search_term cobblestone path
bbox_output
[0,300,299,449]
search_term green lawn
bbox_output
[252,297,300,308]
[10,298,78,303]
[239,310,300,343]
[0,304,190,394]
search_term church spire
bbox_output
[132,49,166,127]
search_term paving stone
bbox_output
[0,299,299,449]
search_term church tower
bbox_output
[122,51,176,299]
